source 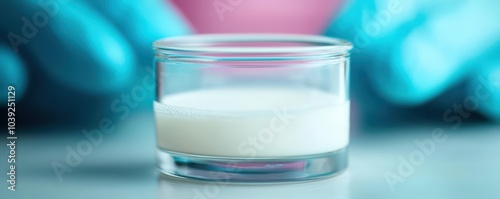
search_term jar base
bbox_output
[156,148,347,183]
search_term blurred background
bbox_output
[0,0,499,198]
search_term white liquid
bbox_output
[154,87,349,157]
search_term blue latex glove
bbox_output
[0,0,189,122]
[326,0,500,122]
[0,45,27,100]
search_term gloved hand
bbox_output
[0,0,190,124]
[326,0,500,122]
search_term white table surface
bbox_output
[1,113,499,199]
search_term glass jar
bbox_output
[153,34,352,182]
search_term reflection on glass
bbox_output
[157,170,350,199]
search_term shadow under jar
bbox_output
[153,34,352,182]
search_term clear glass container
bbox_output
[153,34,352,182]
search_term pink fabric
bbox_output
[170,0,344,34]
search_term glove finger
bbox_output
[324,0,427,109]
[86,0,190,63]
[372,0,500,105]
[325,0,422,53]
[0,0,135,93]
[0,45,27,103]
[467,61,500,122]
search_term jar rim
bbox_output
[153,34,352,55]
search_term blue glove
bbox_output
[326,0,500,122]
[0,0,189,122]
[0,45,27,100]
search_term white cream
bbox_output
[154,87,349,157]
